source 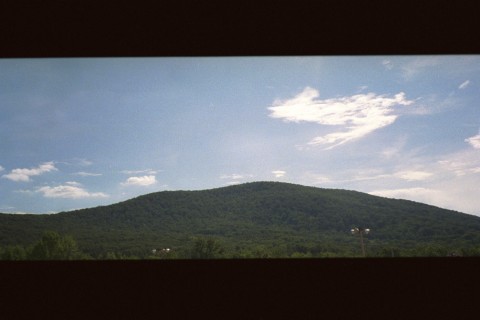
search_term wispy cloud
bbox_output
[225,181,242,185]
[357,85,368,92]
[2,162,57,182]
[121,169,160,175]
[268,87,414,149]
[401,57,440,80]
[382,59,394,70]
[345,169,433,183]
[36,184,108,199]
[369,187,443,204]
[393,170,433,181]
[272,170,286,178]
[369,178,480,215]
[465,132,480,149]
[296,172,333,186]
[407,93,462,116]
[459,80,471,89]
[438,147,480,176]
[73,171,102,177]
[121,175,157,186]
[220,173,254,186]
[13,189,35,195]
[0,165,4,172]
[220,173,246,180]
[355,145,480,215]
[75,158,92,166]
[0,206,17,214]
[0,207,34,215]
[380,136,408,159]
[58,158,93,166]
[0,209,30,214]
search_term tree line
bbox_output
[3,231,480,260]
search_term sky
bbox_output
[1,56,480,215]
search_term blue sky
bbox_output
[1,56,480,215]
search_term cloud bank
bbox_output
[268,87,414,149]
[2,162,57,182]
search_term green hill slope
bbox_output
[2,181,480,258]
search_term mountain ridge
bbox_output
[1,181,480,258]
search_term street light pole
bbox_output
[351,227,370,257]
[359,230,365,257]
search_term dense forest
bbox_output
[2,181,480,259]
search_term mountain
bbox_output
[2,181,480,258]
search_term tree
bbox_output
[28,231,88,260]
[189,237,225,259]
[1,245,27,260]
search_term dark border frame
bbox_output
[1,1,479,317]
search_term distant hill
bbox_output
[2,181,480,258]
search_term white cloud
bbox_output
[0,165,4,172]
[220,173,255,180]
[36,185,108,199]
[465,133,480,149]
[73,171,102,177]
[272,170,286,178]
[268,87,414,149]
[2,162,57,182]
[459,80,470,89]
[65,181,82,186]
[220,173,254,186]
[121,175,157,186]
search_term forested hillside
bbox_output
[2,182,480,259]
